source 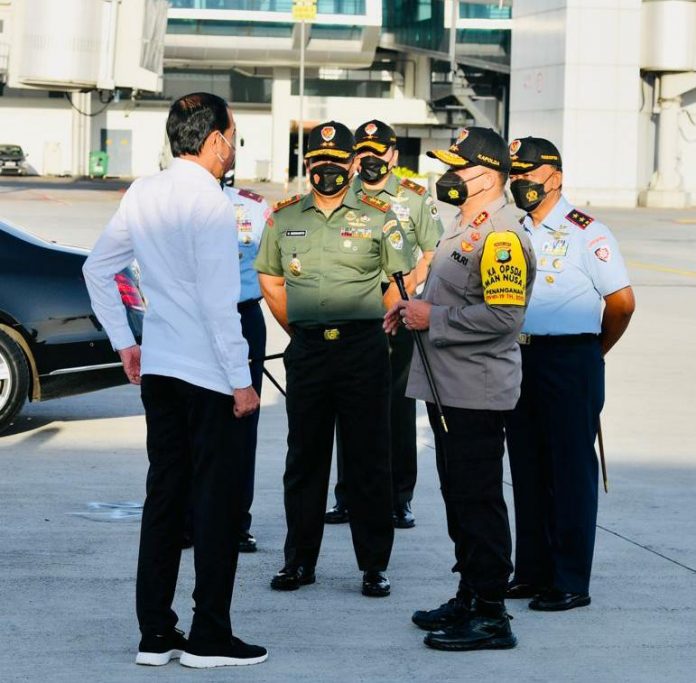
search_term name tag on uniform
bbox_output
[285,230,307,237]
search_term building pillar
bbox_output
[509,0,642,207]
[413,54,431,102]
[639,72,696,208]
[70,91,92,177]
[271,68,291,185]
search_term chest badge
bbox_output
[289,253,302,276]
[470,231,481,242]
[461,241,475,253]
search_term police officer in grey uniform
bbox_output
[505,137,635,610]
[385,127,536,651]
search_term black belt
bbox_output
[518,333,599,346]
[237,298,262,312]
[292,320,381,342]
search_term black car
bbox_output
[0,219,144,434]
[0,145,29,176]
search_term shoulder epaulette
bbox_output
[238,188,264,203]
[361,194,390,213]
[566,209,594,229]
[273,194,302,212]
[400,178,426,196]
[472,210,489,227]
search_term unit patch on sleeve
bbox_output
[480,231,527,306]
[565,209,594,229]
[594,246,611,262]
[361,195,390,212]
[273,194,302,212]
[388,230,404,250]
[238,188,264,203]
[399,178,426,196]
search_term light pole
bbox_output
[292,0,316,193]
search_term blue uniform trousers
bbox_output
[238,300,266,533]
[505,335,604,595]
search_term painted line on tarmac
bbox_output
[627,260,696,278]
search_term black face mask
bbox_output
[510,172,555,212]
[309,163,349,196]
[436,170,485,206]
[359,155,389,183]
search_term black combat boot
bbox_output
[424,597,517,651]
[412,592,473,631]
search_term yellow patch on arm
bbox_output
[480,231,527,306]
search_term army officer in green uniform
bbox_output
[325,120,443,529]
[254,121,414,598]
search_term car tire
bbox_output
[0,330,31,434]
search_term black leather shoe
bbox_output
[393,502,415,529]
[412,597,471,631]
[362,571,390,597]
[424,599,517,652]
[529,589,591,611]
[270,565,316,591]
[505,580,544,600]
[238,531,257,553]
[324,504,349,524]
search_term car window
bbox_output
[0,145,24,158]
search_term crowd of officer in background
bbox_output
[83,92,635,669]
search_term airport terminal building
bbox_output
[1,0,696,208]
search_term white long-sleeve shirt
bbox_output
[83,158,251,395]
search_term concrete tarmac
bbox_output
[1,177,695,682]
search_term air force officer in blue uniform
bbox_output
[222,184,270,553]
[504,137,635,611]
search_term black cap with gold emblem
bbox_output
[427,127,511,173]
[305,121,355,161]
[354,120,397,154]
[508,136,562,174]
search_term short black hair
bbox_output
[166,92,230,157]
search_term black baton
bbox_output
[250,354,286,397]
[598,417,608,493]
[392,272,448,433]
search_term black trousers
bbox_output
[239,300,266,532]
[427,403,512,601]
[137,375,246,645]
[505,336,604,595]
[283,322,394,571]
[333,324,417,508]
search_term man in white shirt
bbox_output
[83,92,267,669]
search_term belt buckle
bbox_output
[518,333,531,346]
[323,328,340,341]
